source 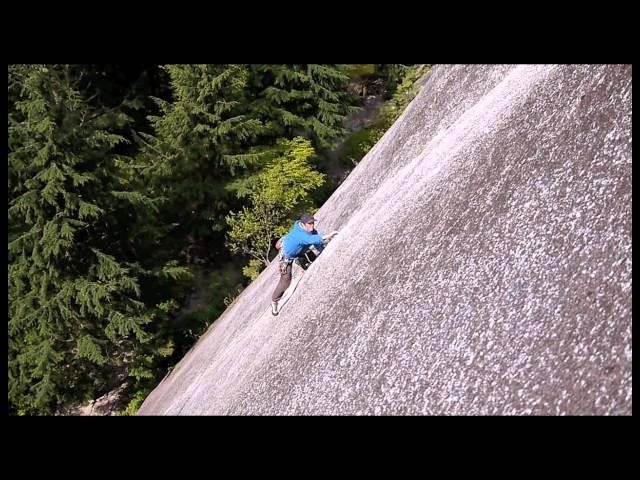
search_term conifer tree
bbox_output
[135,64,264,254]
[8,65,186,414]
[247,64,354,150]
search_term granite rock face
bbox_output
[139,65,632,415]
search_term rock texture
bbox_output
[139,64,632,416]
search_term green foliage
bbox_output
[136,64,264,249]
[7,65,186,415]
[340,127,379,166]
[117,388,150,416]
[170,265,245,354]
[247,65,354,150]
[226,137,324,278]
[339,65,431,167]
[242,259,265,281]
[377,64,431,128]
[77,336,107,365]
[224,285,245,307]
[375,64,414,98]
[346,64,377,79]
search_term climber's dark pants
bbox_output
[271,260,293,302]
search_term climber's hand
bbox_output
[323,230,339,243]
